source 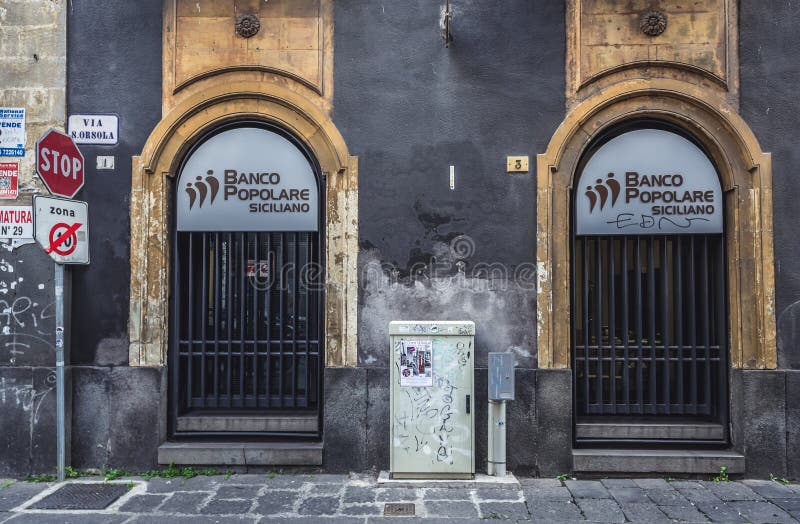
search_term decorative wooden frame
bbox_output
[536,78,775,370]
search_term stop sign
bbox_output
[35,128,85,198]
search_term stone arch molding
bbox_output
[128,79,358,368]
[536,78,775,370]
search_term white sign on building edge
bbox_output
[68,114,119,145]
[0,206,33,239]
[33,195,90,265]
[0,205,34,251]
[0,108,26,157]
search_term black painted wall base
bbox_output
[322,367,571,476]
[71,365,165,472]
[730,369,799,478]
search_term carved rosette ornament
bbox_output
[235,14,260,38]
[640,10,667,36]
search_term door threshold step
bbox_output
[158,441,322,466]
[573,448,744,474]
[575,421,724,441]
[176,414,318,433]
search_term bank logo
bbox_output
[185,170,220,210]
[585,172,621,212]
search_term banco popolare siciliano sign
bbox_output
[176,126,318,232]
[575,128,723,235]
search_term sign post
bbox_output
[34,128,89,482]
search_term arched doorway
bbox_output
[127,80,358,465]
[534,80,776,472]
[169,122,325,437]
[571,123,728,443]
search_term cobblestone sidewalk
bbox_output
[0,474,799,523]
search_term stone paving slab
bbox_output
[744,479,800,499]
[527,499,583,521]
[576,498,626,522]
[0,473,798,522]
[564,480,611,499]
[0,483,52,512]
[6,514,131,523]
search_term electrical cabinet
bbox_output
[389,321,475,479]
[488,352,515,401]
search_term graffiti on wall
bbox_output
[0,256,54,365]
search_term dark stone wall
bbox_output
[0,244,58,477]
[740,0,800,371]
[331,0,565,474]
[63,0,163,472]
[334,0,565,370]
[323,367,564,475]
[66,0,162,366]
[740,0,800,479]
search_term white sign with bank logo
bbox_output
[575,128,723,235]
[68,114,119,145]
[176,126,318,232]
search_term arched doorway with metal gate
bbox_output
[570,122,729,444]
[169,122,325,438]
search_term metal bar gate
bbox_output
[572,234,728,425]
[170,230,323,436]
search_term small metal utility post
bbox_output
[488,352,515,476]
[54,263,65,480]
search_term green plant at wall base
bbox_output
[138,464,220,481]
[0,480,13,490]
[103,468,132,481]
[65,466,81,479]
[556,473,572,482]
[713,466,729,482]
[770,473,790,485]
[25,474,56,483]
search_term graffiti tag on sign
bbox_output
[575,128,723,235]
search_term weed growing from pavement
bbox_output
[713,466,729,482]
[102,468,132,481]
[770,473,790,485]
[141,462,221,480]
[24,463,227,483]
[555,473,574,481]
[0,480,12,489]
[25,474,56,483]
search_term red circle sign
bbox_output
[48,222,78,256]
[35,129,85,198]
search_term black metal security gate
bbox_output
[170,231,323,436]
[572,234,728,440]
[168,122,324,438]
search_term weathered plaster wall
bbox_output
[67,0,162,366]
[740,0,800,479]
[65,0,164,470]
[741,0,800,372]
[0,0,64,477]
[330,0,566,472]
[0,0,65,194]
[334,0,564,368]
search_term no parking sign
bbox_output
[33,195,89,264]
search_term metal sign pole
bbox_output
[54,261,65,482]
